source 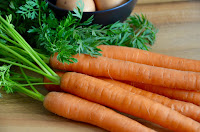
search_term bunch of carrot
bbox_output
[2,13,200,132]
[0,15,156,132]
[45,45,200,131]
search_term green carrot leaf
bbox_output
[0,64,15,93]
[16,0,39,20]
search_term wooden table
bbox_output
[1,0,200,132]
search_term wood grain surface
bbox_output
[134,1,200,25]
[1,1,200,132]
[137,0,187,4]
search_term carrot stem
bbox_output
[20,67,40,94]
[0,15,58,79]
[19,82,57,87]
[7,79,45,102]
[0,34,48,61]
[10,77,43,82]
[0,42,42,72]
[0,34,20,47]
[0,58,59,83]
[15,86,44,102]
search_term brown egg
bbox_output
[56,0,96,12]
[94,0,128,11]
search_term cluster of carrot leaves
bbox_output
[0,0,158,64]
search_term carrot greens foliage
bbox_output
[0,0,158,64]
[16,0,39,20]
[0,65,13,93]
[0,14,59,100]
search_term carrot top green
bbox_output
[0,14,59,100]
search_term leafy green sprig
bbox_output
[16,0,39,20]
[0,64,45,101]
[126,14,158,49]
[0,0,37,34]
[0,64,13,93]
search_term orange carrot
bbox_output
[127,81,200,106]
[50,53,200,91]
[57,72,200,132]
[44,92,154,132]
[44,73,200,123]
[98,45,200,72]
[100,78,200,122]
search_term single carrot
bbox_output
[100,78,200,122]
[44,73,200,123]
[57,72,200,132]
[127,81,200,106]
[50,53,200,91]
[44,92,154,132]
[98,45,200,72]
